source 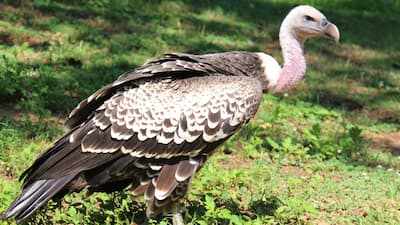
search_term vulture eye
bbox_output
[304,15,315,22]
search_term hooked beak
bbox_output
[322,20,340,42]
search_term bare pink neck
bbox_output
[276,35,306,90]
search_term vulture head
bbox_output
[280,5,340,44]
[271,5,340,90]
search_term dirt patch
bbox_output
[279,165,310,179]
[349,199,400,221]
[0,3,19,15]
[0,103,65,125]
[360,108,400,123]
[365,131,400,156]
[217,150,254,170]
[0,32,14,46]
[83,18,126,33]
[310,219,330,225]
[0,164,15,182]
[331,173,349,183]
[318,91,363,111]
[352,207,370,218]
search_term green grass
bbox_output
[1,0,400,224]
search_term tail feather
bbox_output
[2,174,76,223]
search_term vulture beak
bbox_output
[321,19,340,42]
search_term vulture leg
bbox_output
[172,206,184,225]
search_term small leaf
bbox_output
[267,137,280,150]
[205,195,215,211]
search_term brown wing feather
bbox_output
[154,164,179,200]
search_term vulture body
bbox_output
[2,5,339,224]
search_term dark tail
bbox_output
[2,174,75,223]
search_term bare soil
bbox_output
[0,103,64,125]
[279,165,310,179]
[365,131,400,156]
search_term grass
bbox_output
[1,0,400,224]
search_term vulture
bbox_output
[2,5,339,225]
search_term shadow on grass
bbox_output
[305,89,364,111]
[249,196,282,217]
[299,85,400,124]
[19,192,282,224]
[22,192,148,225]
[185,195,282,223]
[0,56,139,116]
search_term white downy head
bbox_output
[260,5,340,91]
